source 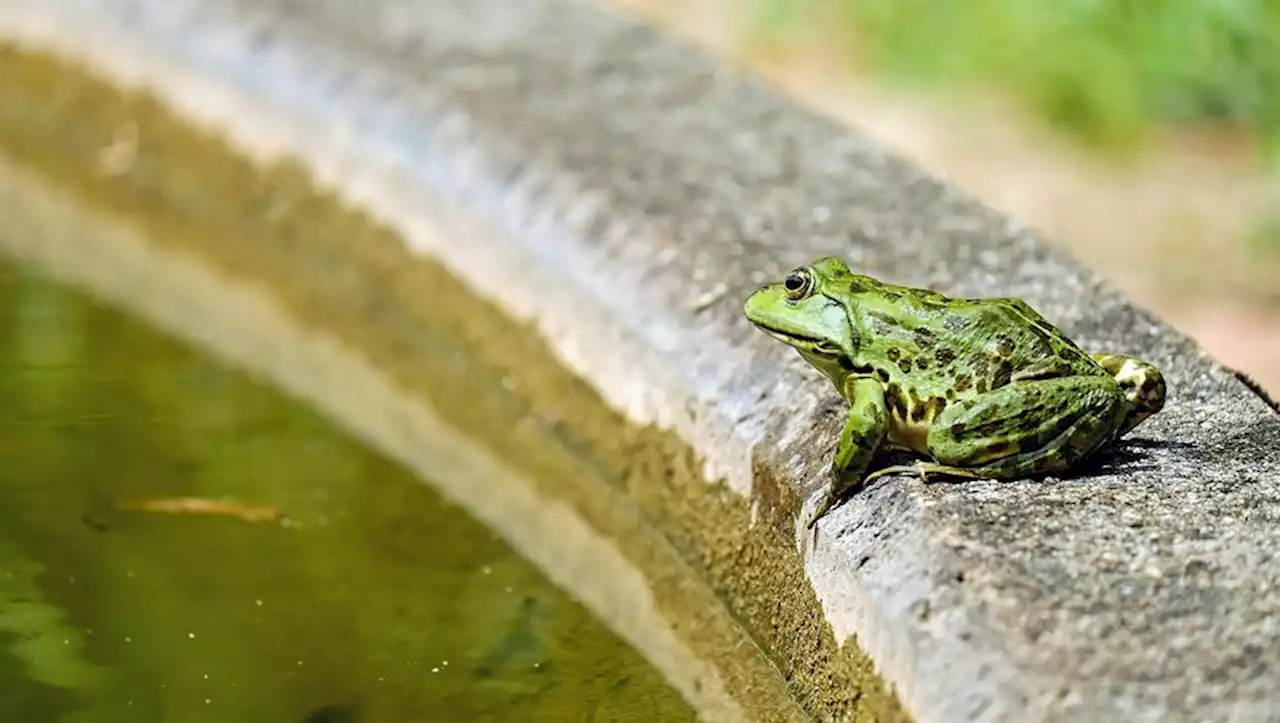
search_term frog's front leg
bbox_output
[1090,352,1166,437]
[806,377,889,529]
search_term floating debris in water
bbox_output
[115,497,285,524]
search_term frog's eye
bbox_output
[783,268,813,300]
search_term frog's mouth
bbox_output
[756,326,842,357]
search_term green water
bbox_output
[0,255,695,723]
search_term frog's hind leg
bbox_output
[910,375,1126,483]
[1091,352,1166,437]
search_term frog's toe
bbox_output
[866,463,992,484]
[804,497,831,530]
[863,464,923,484]
[805,476,869,528]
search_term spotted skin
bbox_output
[742,257,1169,529]
[1090,352,1167,437]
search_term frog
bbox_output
[743,257,1166,530]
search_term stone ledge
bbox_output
[3,0,1278,721]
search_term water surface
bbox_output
[0,255,695,723]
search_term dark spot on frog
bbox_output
[885,383,909,418]
[912,327,937,347]
[875,367,891,383]
[1140,376,1159,396]
[996,336,1016,358]
[935,347,957,366]
[910,401,927,423]
[945,387,957,401]
[1112,373,1136,394]
[991,362,1014,390]
[845,428,876,453]
[949,421,967,441]
[849,279,867,294]
[976,378,989,394]
[908,388,928,422]
[886,347,901,362]
[914,356,930,371]
[928,396,948,421]
[954,373,972,392]
[897,357,913,374]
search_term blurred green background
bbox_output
[753,0,1280,161]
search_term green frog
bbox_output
[743,257,1166,529]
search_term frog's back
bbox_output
[961,295,1104,376]
[849,282,1106,402]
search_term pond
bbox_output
[0,254,696,723]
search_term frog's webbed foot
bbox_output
[805,476,859,530]
[806,463,986,531]
[804,496,830,531]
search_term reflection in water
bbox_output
[0,257,694,722]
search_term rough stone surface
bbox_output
[4,0,1278,721]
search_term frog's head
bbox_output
[743,257,856,372]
